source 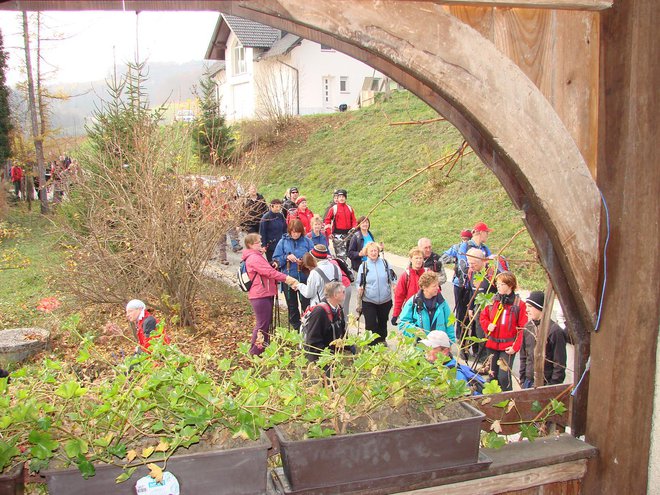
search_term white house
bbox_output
[205,14,388,122]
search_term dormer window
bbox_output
[232,42,247,75]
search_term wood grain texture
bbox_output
[0,0,614,12]
[584,0,660,493]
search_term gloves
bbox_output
[390,316,398,326]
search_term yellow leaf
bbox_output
[506,399,516,414]
[126,450,137,462]
[141,446,155,458]
[147,463,163,483]
[490,420,502,433]
[154,441,169,452]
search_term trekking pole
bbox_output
[285,259,292,331]
[470,301,504,371]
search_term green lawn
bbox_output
[254,91,544,289]
[0,203,64,328]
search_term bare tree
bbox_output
[21,11,47,213]
[254,59,297,129]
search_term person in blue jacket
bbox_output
[273,219,314,330]
[398,271,455,342]
[420,330,484,395]
[259,198,287,262]
[355,242,396,346]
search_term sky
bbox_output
[0,10,219,87]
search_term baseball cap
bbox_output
[473,222,493,232]
[420,330,451,349]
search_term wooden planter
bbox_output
[274,402,490,494]
[42,435,270,495]
[0,465,23,495]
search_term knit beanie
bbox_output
[526,291,544,311]
[311,245,329,259]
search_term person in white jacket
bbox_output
[296,245,341,305]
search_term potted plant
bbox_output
[254,329,489,493]
[0,335,271,495]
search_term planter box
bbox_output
[275,402,488,493]
[43,435,270,495]
[0,464,23,495]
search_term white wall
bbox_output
[220,32,257,122]
[649,326,660,495]
[289,39,381,115]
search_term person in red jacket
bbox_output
[10,164,23,199]
[479,271,528,391]
[391,247,427,325]
[126,299,170,353]
[323,189,357,259]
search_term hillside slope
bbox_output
[253,91,544,289]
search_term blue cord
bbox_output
[572,189,609,396]
[594,188,610,332]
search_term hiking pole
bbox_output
[471,302,504,371]
[285,259,292,331]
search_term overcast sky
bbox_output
[0,11,218,87]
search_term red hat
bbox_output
[473,222,493,233]
[295,196,306,205]
[460,229,473,239]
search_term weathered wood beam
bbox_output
[0,0,613,11]
[434,0,612,11]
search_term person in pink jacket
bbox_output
[242,233,298,355]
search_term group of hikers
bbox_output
[238,186,569,393]
[5,156,75,202]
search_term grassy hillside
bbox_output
[253,91,544,289]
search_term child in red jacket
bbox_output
[479,271,527,390]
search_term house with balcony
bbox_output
[205,14,389,122]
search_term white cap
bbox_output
[420,330,451,349]
[126,299,146,311]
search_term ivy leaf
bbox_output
[483,380,502,395]
[93,433,114,448]
[75,453,96,479]
[55,381,87,399]
[520,423,539,442]
[493,399,510,409]
[107,443,127,458]
[490,420,503,433]
[531,400,543,413]
[28,430,59,460]
[0,441,20,471]
[147,463,164,483]
[76,347,91,363]
[64,438,88,459]
[141,446,155,458]
[116,467,137,484]
[550,399,567,415]
[154,441,169,452]
[307,424,336,438]
[482,431,506,449]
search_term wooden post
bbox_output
[533,281,555,387]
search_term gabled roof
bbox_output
[205,14,281,60]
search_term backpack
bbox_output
[237,256,259,292]
[313,264,341,301]
[333,257,355,283]
[329,203,354,232]
[300,302,334,343]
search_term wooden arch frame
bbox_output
[218,3,600,328]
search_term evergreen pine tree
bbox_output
[0,29,13,166]
[193,68,233,166]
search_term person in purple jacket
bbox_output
[242,233,298,355]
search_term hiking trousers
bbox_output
[362,300,393,346]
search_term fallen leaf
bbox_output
[126,450,137,462]
[154,441,169,452]
[490,420,502,433]
[506,399,516,413]
[141,446,154,458]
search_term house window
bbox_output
[340,76,349,93]
[320,44,334,51]
[370,78,382,91]
[232,44,247,75]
